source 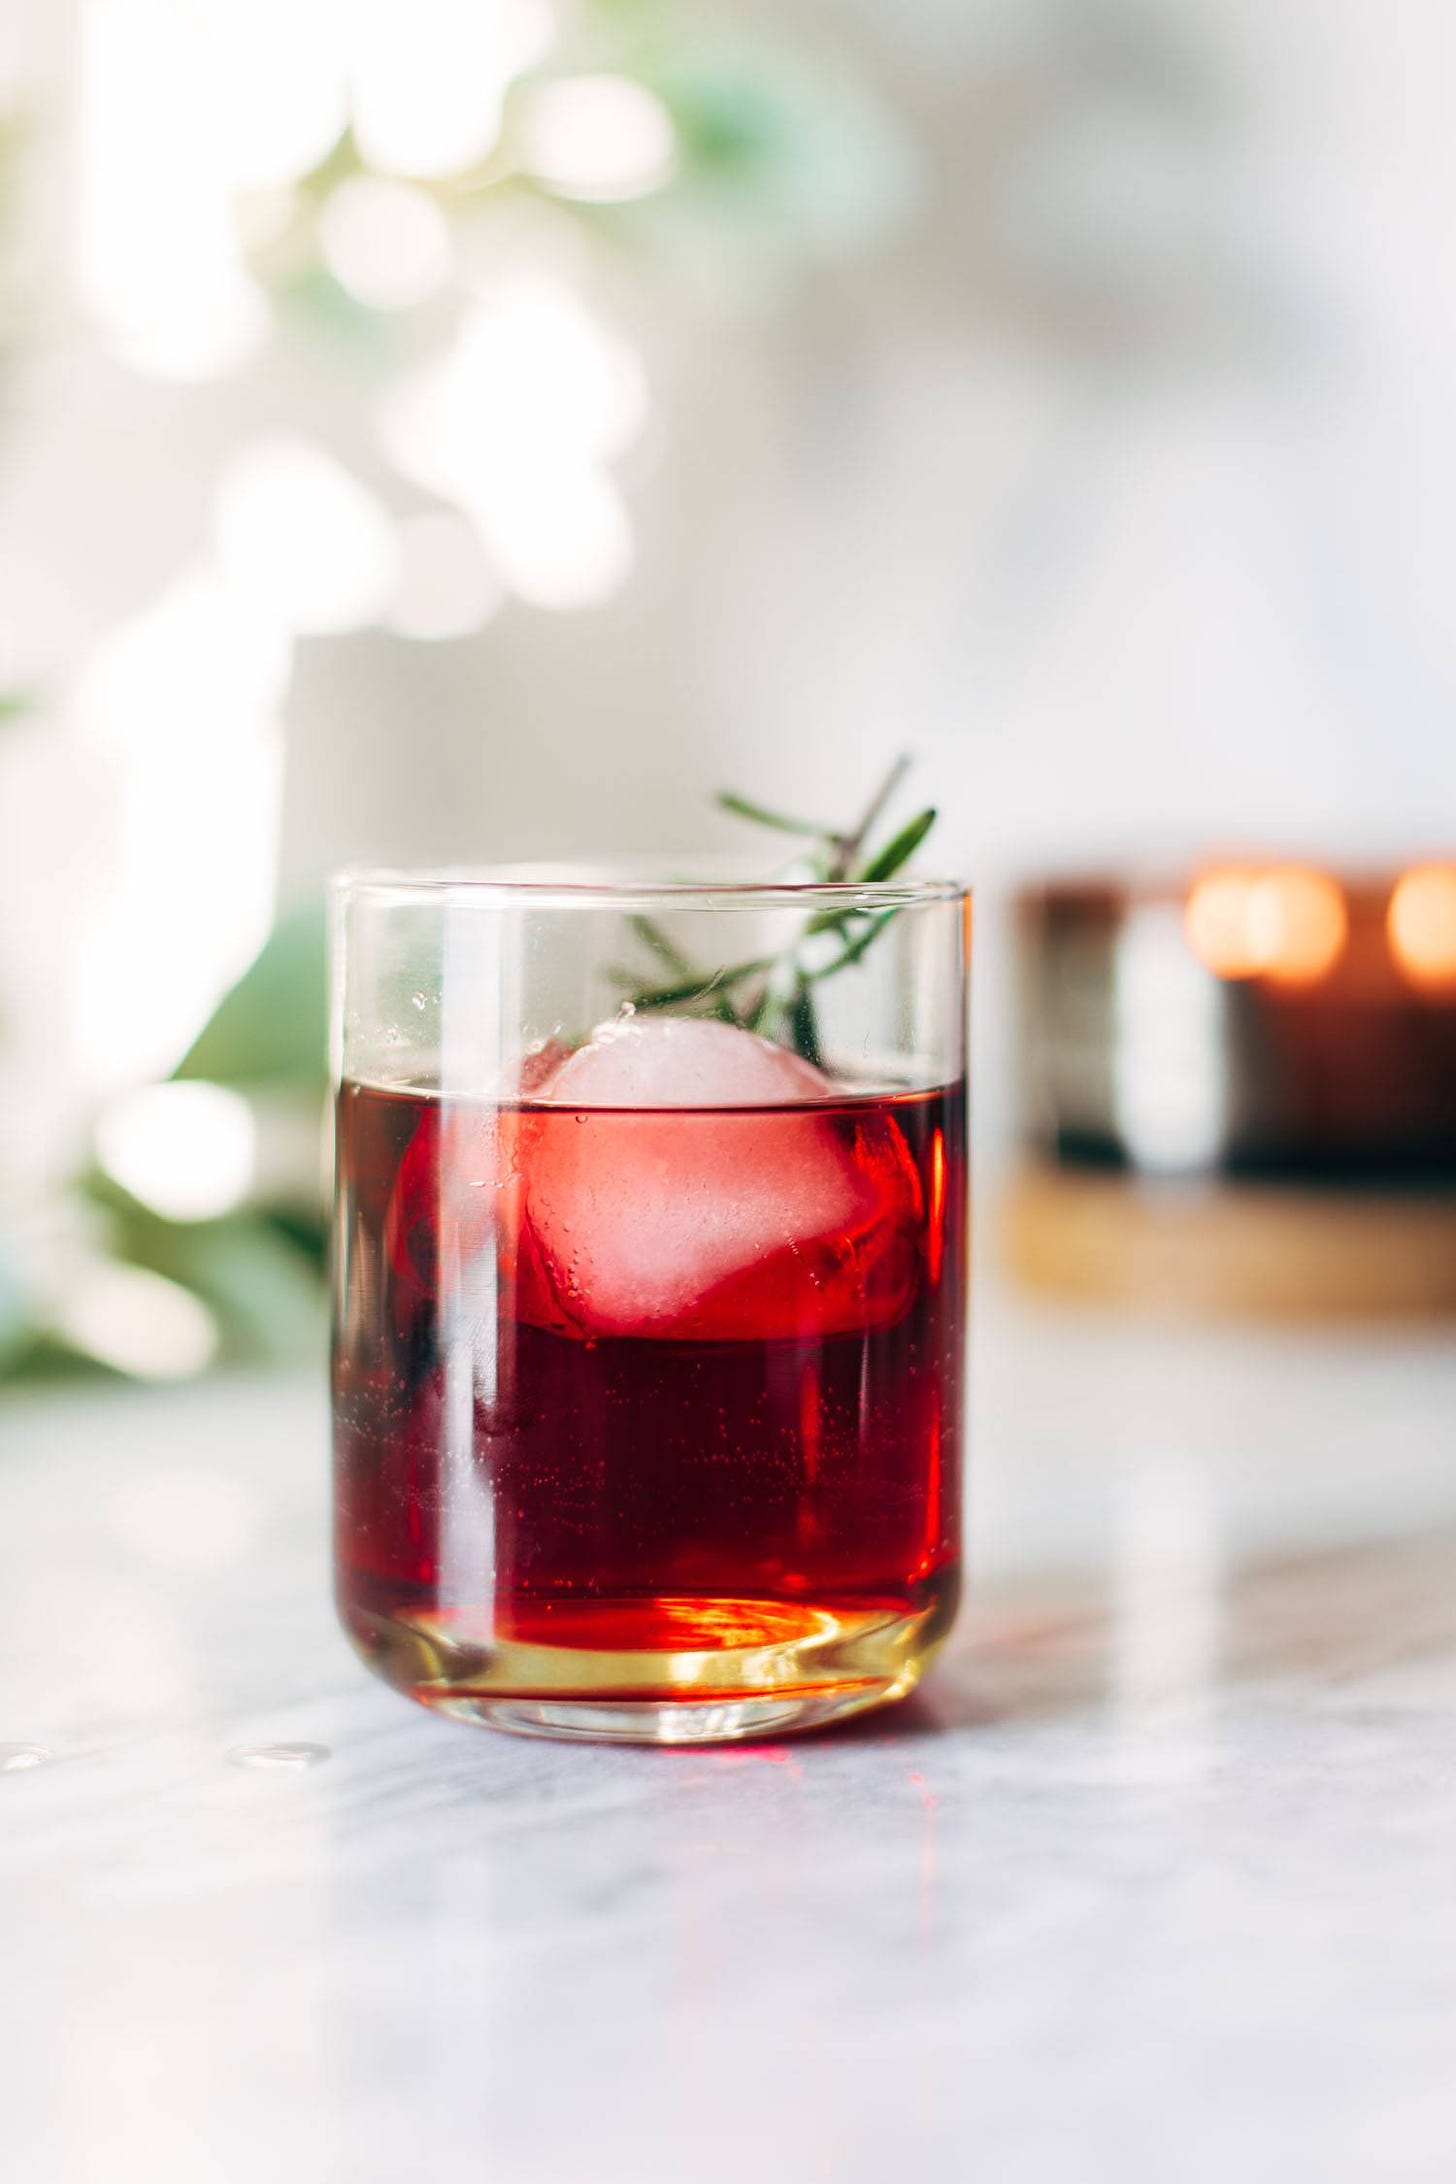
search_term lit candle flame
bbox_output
[1184,866,1348,987]
[1388,864,1456,991]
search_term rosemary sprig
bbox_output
[613,756,938,1062]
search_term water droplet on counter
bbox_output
[227,1741,330,1772]
[0,1743,53,1774]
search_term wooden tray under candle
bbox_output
[1002,1162,1456,1322]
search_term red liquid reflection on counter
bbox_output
[333,1078,965,1686]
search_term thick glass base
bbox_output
[341,1575,957,1745]
[448,1690,891,1743]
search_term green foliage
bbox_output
[660,62,801,179]
[99,1188,326,1366]
[0,897,334,1385]
[0,1243,28,1370]
[174,897,328,1091]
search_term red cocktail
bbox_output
[332,873,968,1741]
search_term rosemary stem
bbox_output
[829,753,912,878]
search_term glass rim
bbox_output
[333,862,970,913]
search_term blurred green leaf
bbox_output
[261,1204,329,1272]
[2,1332,124,1386]
[0,1243,28,1369]
[174,897,328,1090]
[646,46,918,258]
[274,264,392,345]
[97,1196,326,1368]
[173,1221,326,1366]
[657,62,800,180]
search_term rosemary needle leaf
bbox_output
[807,910,897,981]
[716,790,839,841]
[626,976,728,1010]
[856,807,937,884]
[627,955,776,1011]
[628,914,693,977]
[787,980,824,1067]
[802,903,861,938]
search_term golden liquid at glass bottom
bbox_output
[340,1570,958,1744]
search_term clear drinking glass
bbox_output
[331,868,970,1742]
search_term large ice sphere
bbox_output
[521,1017,923,1340]
[540,1015,830,1111]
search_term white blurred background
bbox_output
[0,0,1452,1377]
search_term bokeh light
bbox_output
[95,1082,257,1222]
[476,458,634,611]
[318,176,455,312]
[79,0,268,380]
[1388,864,1456,992]
[349,0,552,179]
[1183,871,1260,979]
[1184,866,1348,988]
[212,434,399,636]
[52,1262,219,1380]
[206,0,348,192]
[381,274,647,609]
[519,75,677,203]
[69,572,289,1088]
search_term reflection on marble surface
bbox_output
[2,1298,1455,2182]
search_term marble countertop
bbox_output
[3,1292,1455,2183]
